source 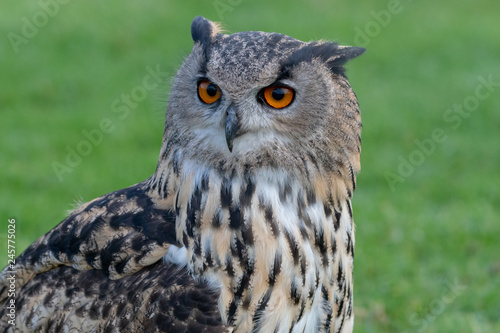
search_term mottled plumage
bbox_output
[0,16,364,332]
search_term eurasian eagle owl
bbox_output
[0,16,364,333]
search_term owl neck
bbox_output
[150,154,355,332]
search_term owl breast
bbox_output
[164,155,354,332]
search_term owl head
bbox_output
[159,16,364,198]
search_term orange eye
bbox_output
[263,86,294,109]
[198,80,221,104]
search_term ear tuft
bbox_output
[191,16,220,45]
[281,42,365,76]
[326,46,365,68]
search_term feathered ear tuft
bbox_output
[281,42,365,76]
[191,16,221,45]
[325,45,365,73]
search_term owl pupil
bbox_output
[272,88,285,100]
[206,84,218,97]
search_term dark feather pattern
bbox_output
[0,182,177,302]
[0,262,228,332]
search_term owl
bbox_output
[0,16,364,333]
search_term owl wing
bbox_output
[0,181,178,302]
[1,261,228,332]
[0,183,229,332]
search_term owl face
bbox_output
[164,17,364,178]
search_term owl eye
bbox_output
[262,86,294,109]
[198,80,221,104]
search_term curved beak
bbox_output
[225,105,240,152]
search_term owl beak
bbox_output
[225,105,240,153]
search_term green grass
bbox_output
[1,0,499,331]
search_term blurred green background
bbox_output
[1,0,499,332]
